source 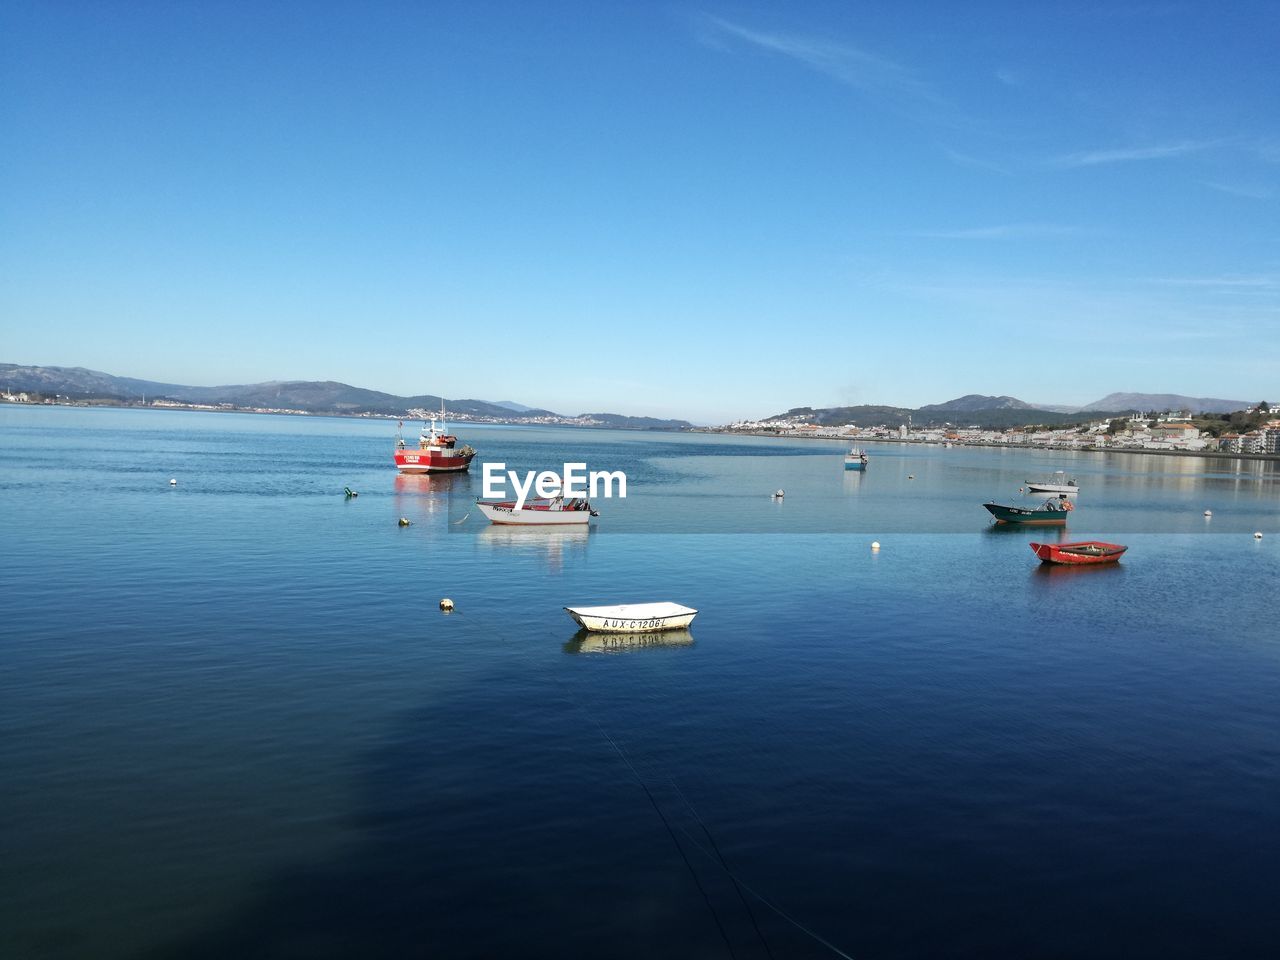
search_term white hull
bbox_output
[477,501,593,525]
[1026,473,1078,495]
[1026,484,1078,494]
[564,602,698,633]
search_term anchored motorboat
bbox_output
[984,496,1073,525]
[1025,471,1079,494]
[476,495,597,525]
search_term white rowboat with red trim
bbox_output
[564,602,698,633]
[476,496,597,525]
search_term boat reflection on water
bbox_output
[563,628,695,654]
[842,469,866,493]
[393,471,474,521]
[394,472,473,496]
[476,524,591,572]
[1030,559,1127,581]
[477,525,591,547]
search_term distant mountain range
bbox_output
[1078,392,1254,414]
[0,364,694,430]
[764,392,1266,430]
[919,392,1258,415]
[7,365,1264,433]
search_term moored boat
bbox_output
[476,495,597,525]
[984,497,1073,525]
[844,446,869,471]
[1029,540,1127,565]
[1025,471,1079,494]
[393,403,476,473]
[564,601,698,633]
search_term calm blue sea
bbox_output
[2,406,1279,959]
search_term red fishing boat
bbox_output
[1029,540,1127,565]
[393,403,476,474]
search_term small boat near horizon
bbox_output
[476,495,597,525]
[564,601,698,633]
[1030,540,1127,565]
[844,446,869,471]
[1026,471,1079,494]
[984,497,1074,525]
[394,402,476,474]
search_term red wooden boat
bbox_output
[1029,540,1127,565]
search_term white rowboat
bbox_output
[564,602,698,633]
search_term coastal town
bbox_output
[0,388,677,430]
[8,385,1280,455]
[720,409,1280,456]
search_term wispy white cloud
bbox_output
[1140,273,1280,291]
[909,222,1078,240]
[699,15,939,106]
[1051,140,1218,167]
[1204,181,1275,200]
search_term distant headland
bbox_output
[4,363,1276,455]
[0,363,694,431]
[715,394,1279,458]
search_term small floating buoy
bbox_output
[871,541,881,551]
[398,517,412,526]
[439,598,454,611]
[169,478,177,486]
[344,486,358,498]
[1255,531,1264,540]
[1203,510,1212,517]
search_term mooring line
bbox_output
[585,712,740,960]
[670,822,859,960]
[477,619,855,960]
[565,660,857,960]
[667,777,776,960]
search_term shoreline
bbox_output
[1,400,691,432]
[11,402,1279,460]
[701,429,1280,463]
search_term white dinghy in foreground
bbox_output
[564,602,698,633]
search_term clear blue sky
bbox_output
[2,2,1277,422]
